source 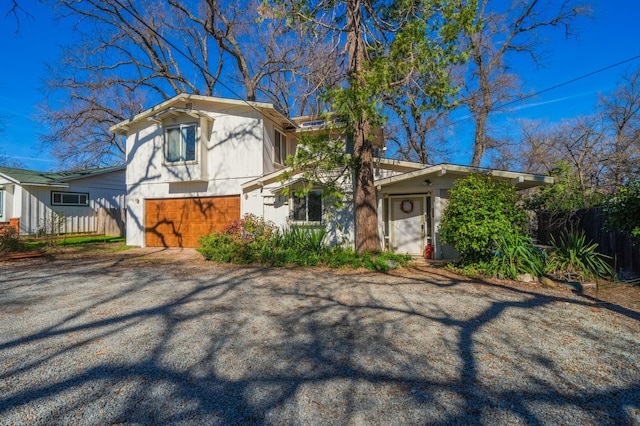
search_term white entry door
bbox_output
[391,197,424,255]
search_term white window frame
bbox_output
[291,190,323,223]
[165,123,198,163]
[0,188,3,218]
[51,191,90,206]
[274,129,287,165]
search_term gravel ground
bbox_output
[1,248,639,425]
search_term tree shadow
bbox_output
[0,256,639,424]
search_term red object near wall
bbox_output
[424,243,433,259]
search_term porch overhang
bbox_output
[375,163,553,190]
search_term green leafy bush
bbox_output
[525,161,606,213]
[197,233,247,263]
[440,174,529,263]
[197,218,410,270]
[546,231,613,281]
[604,179,640,245]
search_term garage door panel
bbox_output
[145,196,240,247]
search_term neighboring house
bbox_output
[0,166,126,237]
[111,93,552,259]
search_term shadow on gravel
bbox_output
[0,255,639,424]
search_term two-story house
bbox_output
[111,93,551,259]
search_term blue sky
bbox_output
[0,0,639,171]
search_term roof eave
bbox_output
[375,163,554,189]
[110,93,296,135]
[0,172,20,184]
[54,166,126,183]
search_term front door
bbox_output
[391,197,424,255]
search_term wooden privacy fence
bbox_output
[537,207,639,276]
[96,208,126,237]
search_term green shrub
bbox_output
[277,225,327,253]
[197,234,247,263]
[488,233,546,280]
[198,218,410,271]
[604,179,640,245]
[440,174,528,263]
[546,231,613,281]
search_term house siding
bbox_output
[243,177,356,249]
[124,103,268,247]
[17,171,125,236]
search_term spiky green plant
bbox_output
[489,233,546,280]
[546,231,613,282]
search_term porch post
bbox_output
[433,189,442,260]
[376,188,385,251]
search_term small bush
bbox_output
[222,214,277,243]
[488,233,546,280]
[0,226,24,254]
[604,179,640,245]
[197,234,246,263]
[278,225,328,253]
[546,230,613,281]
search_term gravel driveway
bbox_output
[1,248,639,425]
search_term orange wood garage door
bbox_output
[145,196,240,247]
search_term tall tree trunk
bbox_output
[470,110,488,167]
[347,0,381,253]
[470,48,492,167]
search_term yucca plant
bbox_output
[279,225,327,253]
[546,230,613,282]
[489,232,546,280]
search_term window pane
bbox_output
[62,193,78,204]
[183,125,196,161]
[293,195,306,221]
[280,134,287,162]
[275,131,282,163]
[308,191,322,222]
[166,128,181,162]
[52,192,88,206]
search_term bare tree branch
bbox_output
[459,0,591,167]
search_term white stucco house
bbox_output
[0,166,126,237]
[111,93,552,259]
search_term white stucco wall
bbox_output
[124,102,273,247]
[243,176,356,250]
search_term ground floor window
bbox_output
[51,191,89,206]
[0,189,3,217]
[292,190,322,222]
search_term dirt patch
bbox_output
[405,262,640,313]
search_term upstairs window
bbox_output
[292,190,322,222]
[52,191,89,206]
[274,129,287,165]
[166,124,197,163]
